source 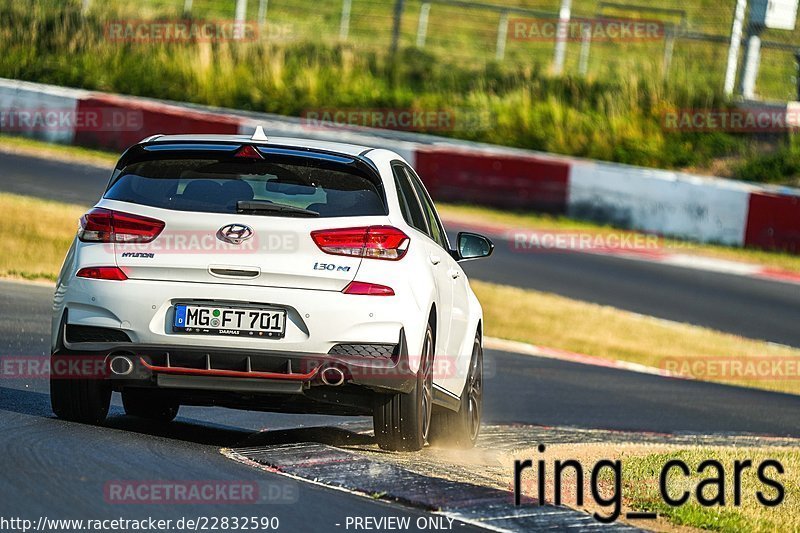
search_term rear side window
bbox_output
[404,166,448,250]
[392,165,428,234]
[104,158,386,218]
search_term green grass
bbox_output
[734,139,800,185]
[616,448,800,532]
[207,0,795,101]
[1,0,797,182]
[120,0,798,101]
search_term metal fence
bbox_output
[80,0,800,101]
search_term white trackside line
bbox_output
[654,254,763,276]
[484,336,689,380]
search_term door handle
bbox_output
[449,269,461,279]
[209,265,261,278]
[429,254,442,265]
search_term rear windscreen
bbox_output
[104,158,387,217]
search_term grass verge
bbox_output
[439,203,800,275]
[0,193,84,281]
[616,447,800,532]
[473,279,800,395]
[0,134,118,166]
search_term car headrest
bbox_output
[182,180,223,202]
[221,180,255,202]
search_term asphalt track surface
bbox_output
[2,150,800,347]
[0,281,486,530]
[4,281,800,528]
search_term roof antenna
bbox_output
[251,125,268,142]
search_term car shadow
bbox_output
[0,385,374,449]
[234,425,375,448]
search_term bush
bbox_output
[734,143,800,184]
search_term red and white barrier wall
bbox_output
[746,190,800,253]
[74,93,241,151]
[1,77,799,253]
[414,146,570,213]
[0,79,88,145]
[567,160,754,246]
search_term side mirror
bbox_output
[457,232,494,261]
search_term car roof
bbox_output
[144,134,376,158]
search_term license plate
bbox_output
[173,304,286,338]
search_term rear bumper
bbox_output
[57,327,416,400]
[52,268,437,415]
[53,277,427,370]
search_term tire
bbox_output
[122,388,180,422]
[373,324,434,451]
[429,334,483,449]
[50,354,112,425]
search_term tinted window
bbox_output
[392,164,428,233]
[105,158,386,218]
[405,167,448,249]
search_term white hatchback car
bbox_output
[50,131,493,451]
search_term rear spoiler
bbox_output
[106,141,385,200]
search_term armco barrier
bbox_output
[415,146,570,213]
[3,77,800,254]
[745,191,800,252]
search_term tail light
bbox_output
[311,226,409,260]
[234,145,264,159]
[78,208,165,243]
[77,267,128,281]
[343,281,395,296]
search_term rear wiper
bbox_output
[237,200,319,217]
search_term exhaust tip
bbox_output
[320,366,346,387]
[109,355,134,376]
